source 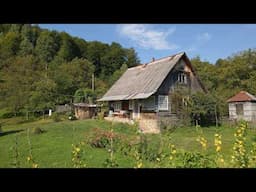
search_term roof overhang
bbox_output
[97,92,155,102]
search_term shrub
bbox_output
[97,111,105,120]
[67,112,76,121]
[89,128,121,149]
[52,113,61,122]
[179,151,215,168]
[1,112,15,119]
[32,127,45,135]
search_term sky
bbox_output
[39,24,256,64]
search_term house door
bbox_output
[133,100,140,119]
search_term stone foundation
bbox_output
[139,119,159,133]
[104,116,134,125]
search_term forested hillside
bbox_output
[0,24,139,114]
[0,24,256,117]
[191,49,256,115]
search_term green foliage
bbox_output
[52,113,61,122]
[89,128,122,149]
[180,151,216,168]
[74,88,96,104]
[32,127,45,135]
[0,24,140,115]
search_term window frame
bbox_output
[158,95,169,111]
[235,103,244,116]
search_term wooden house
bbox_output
[227,91,256,122]
[98,52,206,133]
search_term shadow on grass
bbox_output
[0,129,24,137]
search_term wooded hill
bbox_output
[0,24,139,114]
[0,24,256,117]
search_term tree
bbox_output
[55,32,80,62]
[0,31,21,59]
[29,76,57,111]
[0,56,39,114]
[108,63,128,86]
[74,88,96,104]
[53,58,94,103]
[125,48,140,67]
[86,41,108,76]
[35,30,60,65]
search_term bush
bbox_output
[97,111,105,120]
[89,128,121,149]
[179,152,216,168]
[52,113,61,122]
[1,112,15,119]
[67,112,76,121]
[32,127,45,135]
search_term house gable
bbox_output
[157,54,206,95]
[98,52,206,102]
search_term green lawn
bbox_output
[0,116,256,168]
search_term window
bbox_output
[236,104,244,115]
[142,96,155,110]
[158,95,168,111]
[113,101,121,111]
[178,72,187,84]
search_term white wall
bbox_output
[229,102,256,121]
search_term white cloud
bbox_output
[117,24,178,50]
[197,32,211,42]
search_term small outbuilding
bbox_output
[227,91,256,122]
[73,103,98,120]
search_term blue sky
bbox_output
[39,24,256,64]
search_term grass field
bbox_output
[1,116,256,168]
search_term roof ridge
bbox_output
[128,52,185,70]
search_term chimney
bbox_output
[152,57,155,62]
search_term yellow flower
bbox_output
[156,158,160,162]
[137,162,143,168]
[220,158,224,163]
[76,147,80,152]
[169,156,173,160]
[172,150,176,154]
[216,146,221,152]
[27,156,31,161]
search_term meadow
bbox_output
[1,116,256,168]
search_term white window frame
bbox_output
[178,72,187,84]
[158,95,168,111]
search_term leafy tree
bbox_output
[125,48,140,67]
[35,30,60,65]
[55,32,80,62]
[74,88,96,103]
[28,76,57,111]
[0,56,39,114]
[108,63,128,86]
[0,31,20,59]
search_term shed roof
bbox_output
[98,52,187,101]
[227,91,256,103]
[73,103,97,107]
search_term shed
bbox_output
[73,103,98,120]
[227,91,256,122]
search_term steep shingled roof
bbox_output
[227,91,256,103]
[98,52,189,101]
